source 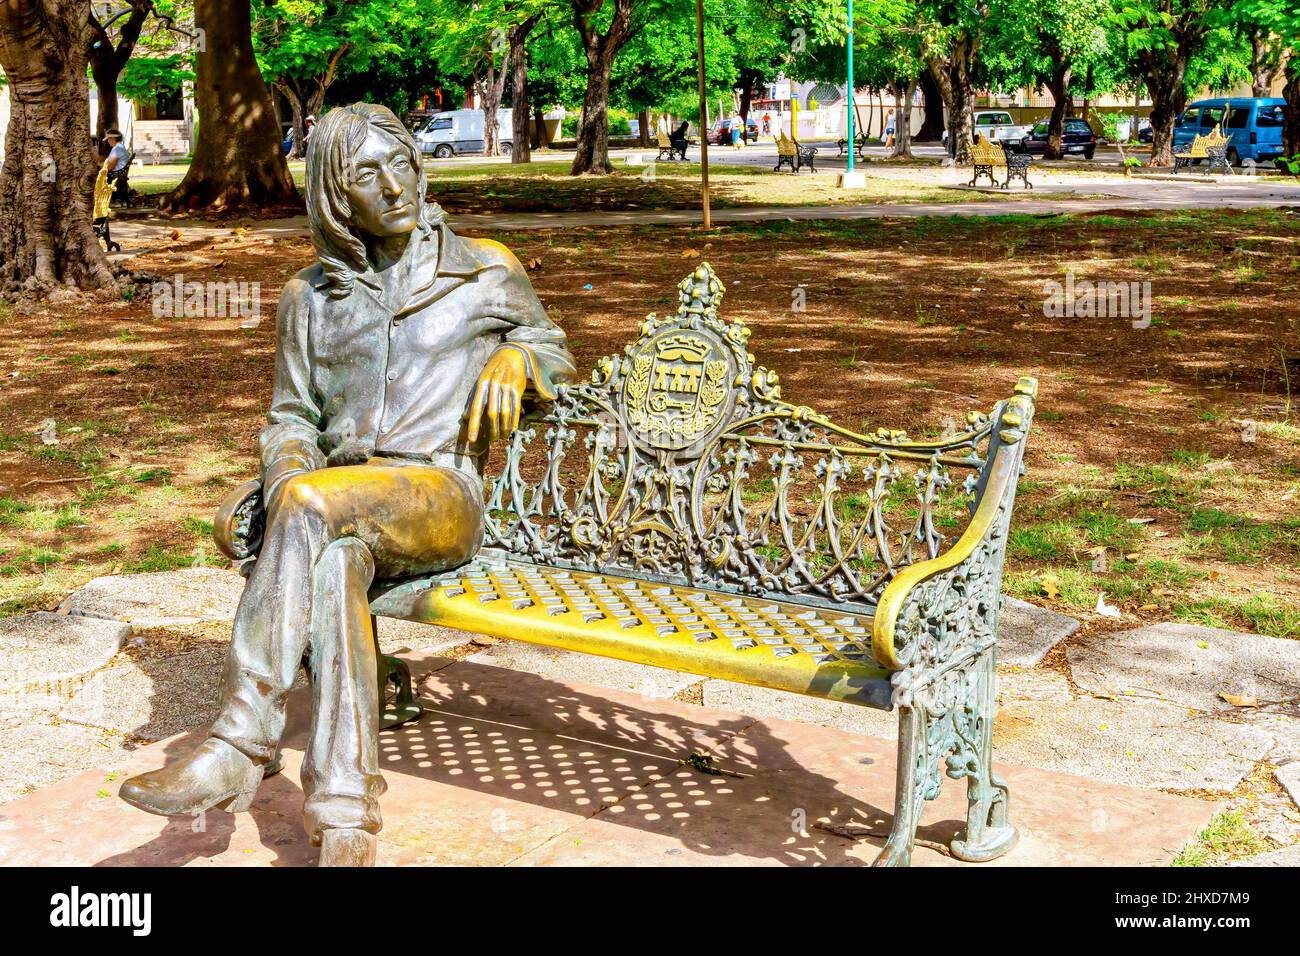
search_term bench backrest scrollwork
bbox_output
[481,264,1022,617]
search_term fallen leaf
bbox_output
[1124,552,1140,561]
[680,248,699,258]
[1218,692,1259,708]
[1127,517,1155,525]
[170,229,182,241]
[1138,603,1158,612]
[525,257,542,271]
[1197,640,1209,649]
[1040,573,1060,600]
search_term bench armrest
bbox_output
[871,377,1037,672]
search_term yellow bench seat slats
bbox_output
[370,562,894,709]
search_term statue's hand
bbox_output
[468,347,527,444]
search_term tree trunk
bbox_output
[481,47,510,158]
[1283,60,1300,159]
[88,1,151,147]
[1044,59,1072,161]
[277,82,305,158]
[916,69,944,142]
[570,0,635,176]
[636,109,649,147]
[90,54,120,151]
[1250,32,1278,98]
[930,43,976,165]
[161,0,298,213]
[509,16,541,164]
[0,0,117,297]
[1142,54,1188,167]
[533,105,547,149]
[889,79,916,159]
[570,55,614,174]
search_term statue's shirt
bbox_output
[259,216,575,485]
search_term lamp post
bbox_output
[846,0,855,175]
[839,0,864,187]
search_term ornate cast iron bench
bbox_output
[775,131,817,173]
[216,264,1038,867]
[969,134,1031,189]
[1174,124,1232,174]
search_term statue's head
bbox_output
[306,103,436,296]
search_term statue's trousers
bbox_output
[209,461,483,837]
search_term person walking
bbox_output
[730,114,743,150]
[884,109,896,151]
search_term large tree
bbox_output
[988,0,1110,159]
[254,0,420,158]
[88,1,153,144]
[1240,0,1299,156]
[161,0,297,212]
[920,0,996,165]
[569,0,646,175]
[1112,0,1240,166]
[0,0,116,297]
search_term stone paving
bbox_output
[1,566,1296,865]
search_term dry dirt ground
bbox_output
[1,207,1297,641]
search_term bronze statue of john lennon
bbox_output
[118,103,575,865]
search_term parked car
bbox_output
[415,109,513,158]
[1173,97,1285,166]
[1020,117,1098,159]
[708,116,759,145]
[1137,120,1153,143]
[943,110,1030,150]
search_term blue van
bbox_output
[1173,98,1286,166]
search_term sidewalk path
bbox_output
[111,175,1300,244]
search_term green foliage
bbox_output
[118,54,194,103]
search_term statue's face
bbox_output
[345,125,420,240]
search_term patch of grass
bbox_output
[1173,811,1270,866]
[183,516,214,537]
[1008,520,1080,560]
[1077,509,1141,550]
[123,544,204,574]
[1174,593,1300,639]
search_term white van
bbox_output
[416,109,513,157]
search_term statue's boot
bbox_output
[317,827,377,867]
[119,738,263,816]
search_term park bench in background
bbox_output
[657,130,687,162]
[1174,124,1233,175]
[836,132,867,159]
[969,134,1032,189]
[774,130,817,173]
[215,263,1039,867]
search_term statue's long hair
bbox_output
[305,103,442,298]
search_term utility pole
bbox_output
[695,0,710,228]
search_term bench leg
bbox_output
[949,651,1018,862]
[373,616,424,730]
[873,704,927,867]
